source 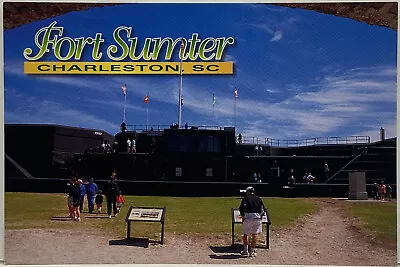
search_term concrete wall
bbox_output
[5,177,396,198]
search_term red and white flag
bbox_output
[121,85,127,95]
[144,95,149,103]
[234,89,238,98]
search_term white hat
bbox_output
[246,186,255,195]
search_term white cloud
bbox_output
[224,54,237,63]
[270,31,283,42]
[5,59,396,142]
[184,65,397,141]
[5,96,119,134]
[246,4,287,13]
[250,23,274,35]
[249,24,284,42]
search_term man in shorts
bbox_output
[239,186,266,257]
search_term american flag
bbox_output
[234,89,238,98]
[121,85,127,95]
[144,95,149,103]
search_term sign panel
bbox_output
[232,209,268,224]
[127,208,164,222]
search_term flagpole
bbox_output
[146,93,149,130]
[124,93,127,122]
[212,93,215,120]
[234,96,236,129]
[234,88,238,129]
[178,40,184,128]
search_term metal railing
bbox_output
[125,125,225,131]
[238,135,371,147]
[123,124,371,147]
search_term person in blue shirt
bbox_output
[131,138,137,153]
[78,179,86,212]
[85,178,98,213]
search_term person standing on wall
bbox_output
[103,171,121,218]
[127,138,132,153]
[131,138,137,153]
[239,186,266,257]
[324,162,330,179]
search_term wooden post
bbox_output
[231,208,235,246]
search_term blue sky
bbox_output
[4,3,397,142]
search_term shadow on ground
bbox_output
[109,238,161,248]
[210,245,242,253]
[84,215,110,219]
[209,245,244,259]
[51,216,74,221]
[209,254,244,259]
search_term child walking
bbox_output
[116,193,125,214]
[72,179,83,221]
[67,177,77,219]
[95,190,104,214]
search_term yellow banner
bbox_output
[24,62,233,75]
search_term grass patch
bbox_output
[5,192,317,240]
[344,201,397,243]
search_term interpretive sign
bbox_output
[125,206,166,244]
[231,208,271,249]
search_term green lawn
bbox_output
[5,192,317,240]
[6,193,396,245]
[344,201,397,243]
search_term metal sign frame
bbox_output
[231,208,271,249]
[125,206,166,244]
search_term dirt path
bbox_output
[5,199,397,265]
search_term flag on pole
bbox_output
[234,89,238,98]
[121,85,127,95]
[144,95,149,103]
[213,94,216,105]
[181,97,184,106]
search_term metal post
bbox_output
[146,93,149,130]
[161,221,165,244]
[123,93,127,122]
[234,97,237,129]
[231,209,235,246]
[127,221,131,239]
[225,156,228,182]
[178,40,184,127]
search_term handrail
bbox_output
[238,135,370,147]
[323,152,364,184]
[125,125,224,131]
[123,125,371,147]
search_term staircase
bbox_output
[324,145,395,184]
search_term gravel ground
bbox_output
[5,199,397,265]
